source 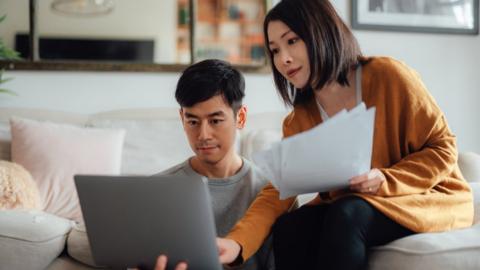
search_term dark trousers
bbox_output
[272,196,414,270]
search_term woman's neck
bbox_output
[314,69,356,117]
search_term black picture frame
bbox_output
[351,0,479,35]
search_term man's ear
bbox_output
[179,108,185,126]
[236,105,247,129]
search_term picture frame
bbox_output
[351,0,479,35]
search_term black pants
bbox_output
[272,196,414,270]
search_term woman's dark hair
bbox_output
[175,59,245,113]
[263,0,363,106]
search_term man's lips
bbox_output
[287,67,301,78]
[197,145,218,151]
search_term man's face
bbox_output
[180,95,246,165]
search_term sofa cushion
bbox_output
[10,117,125,222]
[67,223,104,268]
[369,222,480,270]
[0,210,73,270]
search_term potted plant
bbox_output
[0,14,21,96]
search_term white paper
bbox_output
[253,102,376,199]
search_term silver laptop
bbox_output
[74,175,222,270]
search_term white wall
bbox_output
[1,0,479,153]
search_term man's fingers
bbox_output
[155,255,168,270]
[175,262,188,270]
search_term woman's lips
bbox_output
[287,67,301,78]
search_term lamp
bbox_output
[51,0,114,16]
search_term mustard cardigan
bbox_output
[227,57,474,261]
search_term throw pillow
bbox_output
[87,119,193,175]
[0,161,41,210]
[458,152,480,182]
[10,117,125,222]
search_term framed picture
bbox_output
[351,0,479,35]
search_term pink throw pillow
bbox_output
[10,118,125,222]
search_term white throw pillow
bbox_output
[10,117,125,222]
[240,129,282,161]
[458,152,480,182]
[87,119,193,175]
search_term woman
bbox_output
[258,0,474,269]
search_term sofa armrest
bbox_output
[0,210,73,270]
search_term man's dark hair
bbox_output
[175,59,245,113]
[263,0,364,106]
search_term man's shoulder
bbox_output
[244,158,269,186]
[154,160,190,176]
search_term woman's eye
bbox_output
[288,38,298,45]
[271,48,279,54]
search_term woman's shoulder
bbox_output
[362,56,416,78]
[362,56,435,112]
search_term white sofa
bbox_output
[0,107,479,270]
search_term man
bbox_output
[152,59,274,270]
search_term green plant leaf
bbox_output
[0,14,22,60]
[0,77,13,84]
[0,88,17,96]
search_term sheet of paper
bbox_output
[253,102,376,199]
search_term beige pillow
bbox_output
[10,117,125,222]
[0,161,41,210]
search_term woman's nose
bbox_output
[281,51,292,65]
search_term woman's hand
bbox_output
[349,168,386,194]
[217,237,241,264]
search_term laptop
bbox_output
[74,175,222,270]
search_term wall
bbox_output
[1,0,479,153]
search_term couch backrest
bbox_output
[0,107,287,174]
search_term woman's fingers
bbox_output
[349,169,385,194]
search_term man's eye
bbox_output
[187,120,198,126]
[210,119,223,125]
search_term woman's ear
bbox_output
[236,105,247,129]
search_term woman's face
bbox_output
[267,20,310,89]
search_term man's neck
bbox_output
[189,153,243,179]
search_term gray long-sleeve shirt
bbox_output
[158,157,274,270]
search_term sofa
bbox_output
[0,107,479,270]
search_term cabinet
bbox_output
[192,0,266,65]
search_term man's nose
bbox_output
[198,122,212,140]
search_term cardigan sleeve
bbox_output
[226,183,294,261]
[225,113,297,261]
[376,65,459,197]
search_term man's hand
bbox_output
[135,255,187,270]
[217,237,241,264]
[349,168,385,194]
